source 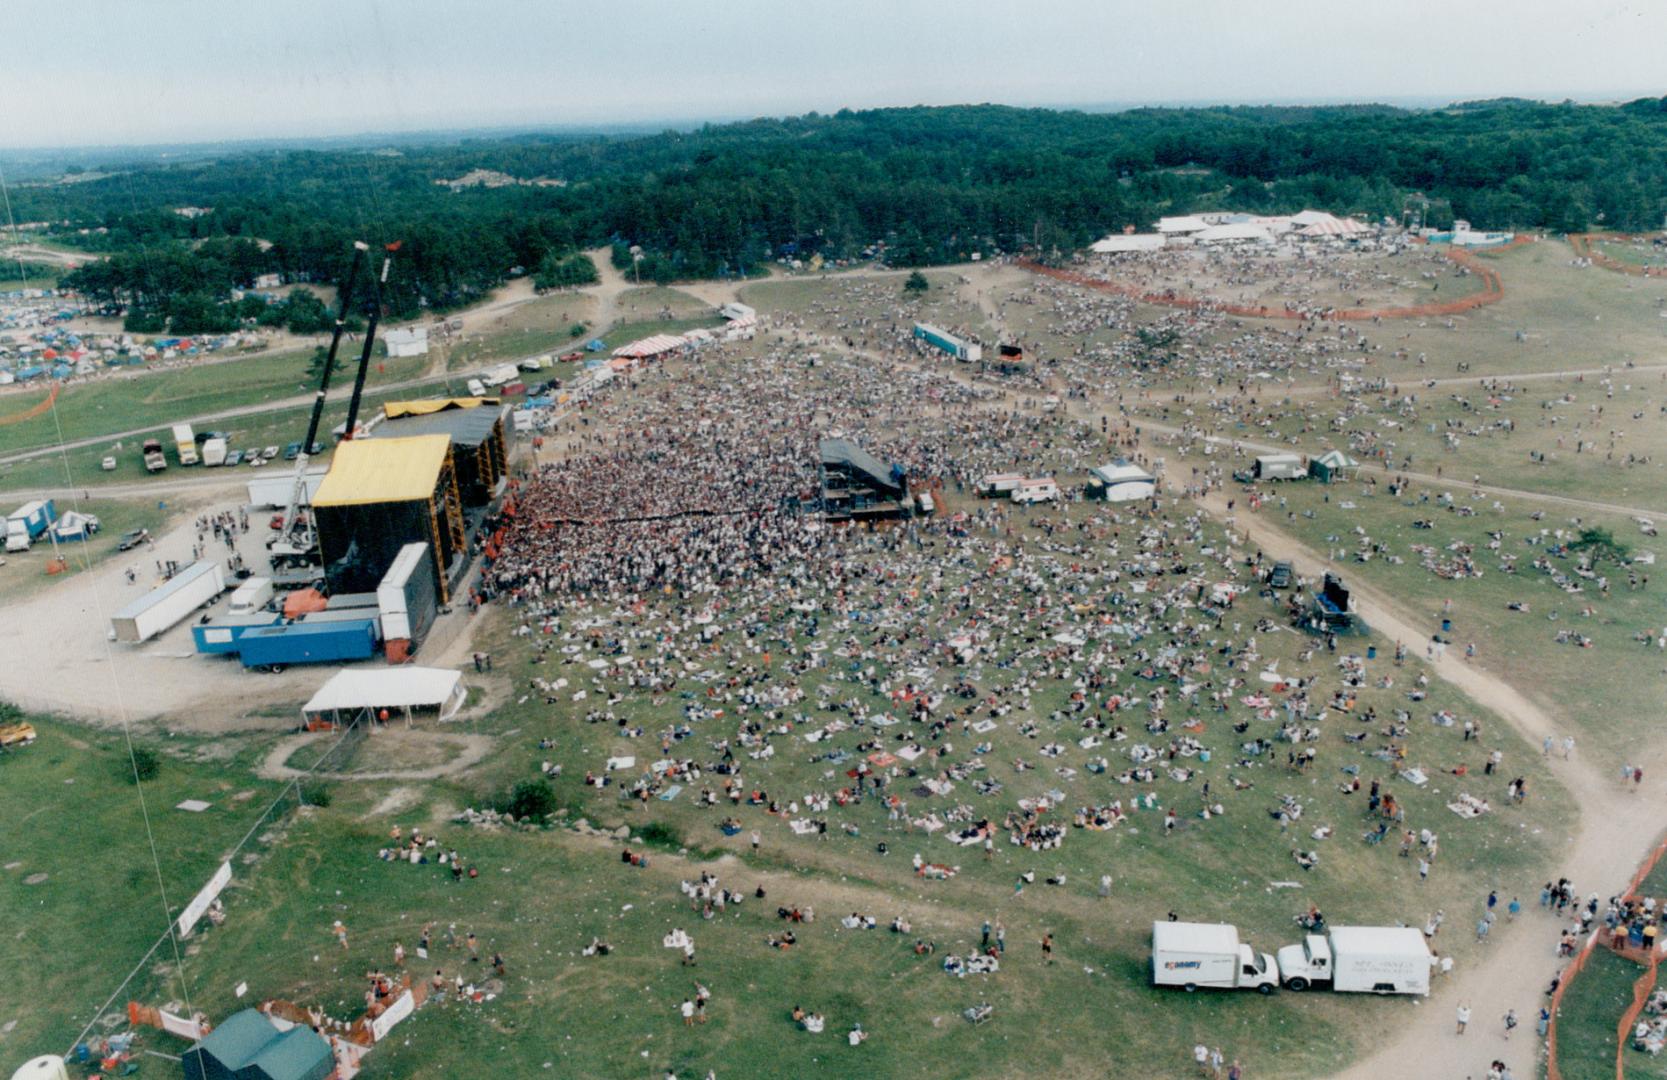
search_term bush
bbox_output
[506,779,556,823]
[128,747,160,783]
[638,821,683,850]
[299,782,332,808]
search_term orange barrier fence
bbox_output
[0,382,59,426]
[1019,241,1515,322]
[1568,233,1667,278]
[1546,833,1667,1080]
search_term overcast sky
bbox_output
[3,0,1666,147]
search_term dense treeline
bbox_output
[28,99,1667,332]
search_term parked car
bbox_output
[283,441,303,460]
[117,528,150,552]
[224,450,244,466]
[249,455,267,467]
[560,351,584,362]
[101,456,117,471]
[262,445,280,460]
[1268,561,1294,589]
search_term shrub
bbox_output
[639,821,683,849]
[128,747,160,783]
[299,782,332,808]
[506,779,556,823]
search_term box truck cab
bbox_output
[227,576,274,616]
[1276,927,1431,995]
[1151,922,1279,994]
[172,423,199,465]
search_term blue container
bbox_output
[1199,749,1212,763]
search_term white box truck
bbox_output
[1276,927,1432,995]
[172,423,199,466]
[227,576,274,616]
[110,561,227,643]
[979,473,1025,497]
[202,437,228,467]
[1010,478,1061,504]
[1151,922,1279,994]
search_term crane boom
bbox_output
[271,241,369,558]
[342,244,399,442]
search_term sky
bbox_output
[3,0,1666,148]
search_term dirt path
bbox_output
[256,731,494,781]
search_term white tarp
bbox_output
[303,666,466,721]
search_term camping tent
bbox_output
[302,666,467,727]
[181,1009,332,1080]
[1309,449,1359,483]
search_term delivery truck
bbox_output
[172,423,199,466]
[110,561,227,643]
[238,617,377,671]
[202,437,228,467]
[1151,922,1279,994]
[1275,927,1432,995]
[227,576,274,616]
[5,499,56,552]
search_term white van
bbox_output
[466,378,487,397]
[1010,478,1060,504]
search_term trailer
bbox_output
[978,473,1026,497]
[173,423,199,466]
[480,363,519,388]
[912,323,982,362]
[238,618,377,672]
[202,437,228,467]
[1151,922,1279,994]
[110,561,227,643]
[247,468,326,509]
[1275,927,1431,995]
[5,498,56,552]
[192,613,284,655]
[377,542,437,663]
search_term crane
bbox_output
[270,240,398,561]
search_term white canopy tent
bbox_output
[1090,461,1157,503]
[1090,234,1167,254]
[1193,223,1274,245]
[302,667,467,728]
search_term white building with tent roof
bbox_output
[1091,234,1167,254]
[302,666,467,728]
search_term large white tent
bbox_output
[1194,223,1274,245]
[302,666,467,727]
[1091,234,1167,254]
[1090,461,1156,502]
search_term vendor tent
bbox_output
[182,1009,332,1080]
[1088,461,1156,502]
[612,334,686,359]
[302,666,466,727]
[1309,449,1359,483]
[1193,223,1274,245]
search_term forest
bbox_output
[19,98,1667,333]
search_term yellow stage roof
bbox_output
[313,435,450,507]
[384,398,498,419]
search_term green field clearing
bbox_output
[0,497,175,604]
[0,350,430,458]
[1555,947,1640,1078]
[1237,479,1663,771]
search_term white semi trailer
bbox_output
[110,561,227,643]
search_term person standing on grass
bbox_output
[1194,1044,1210,1075]
[681,999,695,1026]
[1456,1002,1471,1034]
[1227,1060,1241,1080]
[1041,933,1054,965]
[1209,1046,1224,1077]
[995,922,1005,955]
[332,920,349,951]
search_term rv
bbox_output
[978,473,1026,497]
